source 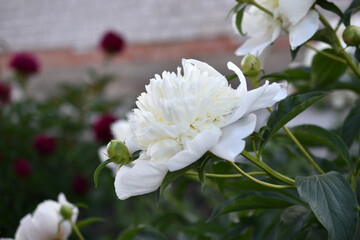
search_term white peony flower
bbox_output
[114,59,286,200]
[234,0,319,56]
[12,193,78,240]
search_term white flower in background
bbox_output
[11,193,78,240]
[234,0,319,56]
[114,59,286,200]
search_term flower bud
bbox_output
[342,25,360,46]
[60,205,73,220]
[107,140,130,165]
[241,54,261,77]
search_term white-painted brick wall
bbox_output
[0,0,236,51]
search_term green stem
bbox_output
[185,170,266,178]
[317,10,360,80]
[228,161,294,189]
[70,220,85,240]
[247,0,273,16]
[267,107,325,174]
[352,170,359,190]
[282,126,325,174]
[249,76,259,88]
[305,43,346,64]
[242,150,295,185]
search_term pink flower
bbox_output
[92,114,117,142]
[100,31,126,55]
[9,52,40,76]
[0,81,11,104]
[33,134,56,155]
[14,158,32,177]
[72,174,89,195]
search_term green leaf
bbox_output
[93,159,112,187]
[207,192,293,222]
[311,49,347,86]
[311,27,336,45]
[343,0,360,26]
[276,205,311,240]
[159,158,205,195]
[76,217,104,230]
[259,92,328,152]
[235,7,247,36]
[292,124,353,169]
[296,171,358,240]
[290,46,301,61]
[211,161,232,193]
[117,226,166,240]
[341,98,360,147]
[117,226,145,240]
[316,0,343,19]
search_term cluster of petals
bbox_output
[99,59,286,200]
[3,193,78,240]
[234,0,319,56]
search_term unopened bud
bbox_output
[106,140,130,165]
[241,54,261,77]
[60,205,72,220]
[342,25,360,46]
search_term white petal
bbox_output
[184,59,223,78]
[210,114,256,161]
[125,135,140,155]
[111,120,132,142]
[114,160,168,200]
[57,193,79,223]
[98,146,119,175]
[227,62,247,94]
[235,35,274,56]
[289,10,319,49]
[32,201,59,238]
[15,214,45,240]
[167,127,222,171]
[253,108,271,132]
[279,0,316,25]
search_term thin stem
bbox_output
[317,10,360,79]
[249,76,259,88]
[228,161,294,189]
[282,126,325,174]
[267,107,325,174]
[248,0,273,16]
[185,170,266,178]
[352,170,359,190]
[70,220,85,240]
[305,43,346,64]
[242,150,295,185]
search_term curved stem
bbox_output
[267,107,325,174]
[185,170,266,178]
[317,10,360,80]
[228,161,294,189]
[70,220,85,240]
[282,126,325,174]
[242,150,295,185]
[305,43,346,63]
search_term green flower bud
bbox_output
[241,54,261,77]
[342,25,360,46]
[106,140,130,165]
[60,205,72,220]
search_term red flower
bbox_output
[0,82,11,104]
[14,158,32,177]
[92,114,117,142]
[9,52,40,76]
[33,134,56,155]
[100,31,126,55]
[72,174,89,195]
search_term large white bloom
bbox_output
[12,193,78,240]
[114,59,286,199]
[234,0,319,56]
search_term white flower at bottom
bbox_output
[13,193,78,240]
[115,59,287,200]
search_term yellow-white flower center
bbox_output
[131,61,239,163]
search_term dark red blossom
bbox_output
[14,158,32,177]
[92,114,117,142]
[0,82,11,104]
[72,174,89,195]
[100,31,126,55]
[33,134,56,155]
[9,52,40,76]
